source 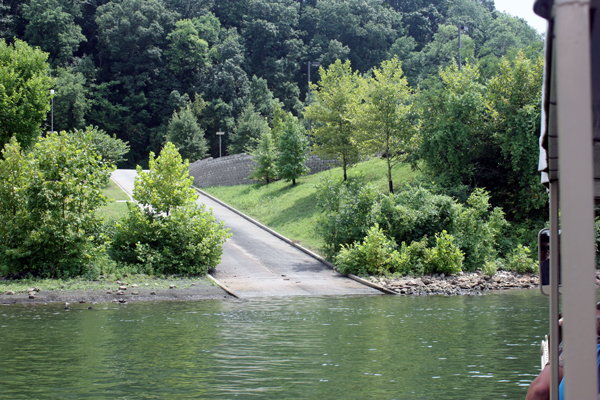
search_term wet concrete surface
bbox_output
[111,170,381,298]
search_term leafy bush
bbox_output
[315,174,379,257]
[450,189,507,271]
[110,203,230,275]
[0,131,112,278]
[371,186,506,272]
[482,259,500,277]
[370,185,455,245]
[335,224,400,276]
[503,244,537,273]
[424,231,464,275]
[110,142,231,275]
[394,237,429,276]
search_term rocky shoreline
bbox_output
[369,270,600,296]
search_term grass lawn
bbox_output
[97,178,134,220]
[202,158,420,253]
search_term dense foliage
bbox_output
[0,0,542,166]
[0,39,54,150]
[0,131,112,278]
[315,174,529,276]
[0,0,549,277]
[110,142,231,275]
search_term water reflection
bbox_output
[0,291,547,399]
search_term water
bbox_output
[0,291,548,399]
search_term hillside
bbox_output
[202,158,420,252]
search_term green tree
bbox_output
[417,62,491,188]
[228,103,270,154]
[304,59,362,181]
[0,39,54,151]
[111,141,230,275]
[486,52,545,223]
[134,142,198,216]
[167,105,209,162]
[22,0,86,66]
[249,130,278,184]
[0,131,112,278]
[358,57,417,194]
[166,18,217,84]
[53,66,89,131]
[276,116,309,185]
[80,125,130,167]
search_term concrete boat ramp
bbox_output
[110,170,383,298]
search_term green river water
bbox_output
[0,290,547,399]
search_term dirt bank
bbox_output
[0,277,232,306]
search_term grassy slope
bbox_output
[203,158,420,253]
[97,178,134,220]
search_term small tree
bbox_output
[358,57,418,194]
[0,131,112,278]
[228,103,270,154]
[167,106,208,162]
[111,141,230,275]
[303,60,362,181]
[0,39,54,151]
[134,142,198,216]
[249,130,278,184]
[276,117,309,185]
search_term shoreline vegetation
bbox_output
[0,158,550,305]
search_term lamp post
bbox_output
[458,25,468,71]
[307,61,320,144]
[50,89,55,133]
[217,131,224,158]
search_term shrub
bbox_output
[315,174,379,258]
[0,131,112,278]
[504,245,537,273]
[424,231,464,275]
[111,142,231,275]
[395,237,429,276]
[448,189,507,271]
[482,259,499,277]
[370,186,455,246]
[335,224,399,276]
[110,203,230,275]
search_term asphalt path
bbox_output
[110,170,380,298]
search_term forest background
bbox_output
[0,0,552,277]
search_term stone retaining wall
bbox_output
[189,153,336,187]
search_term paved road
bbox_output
[110,170,381,298]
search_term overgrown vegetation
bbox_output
[109,142,231,276]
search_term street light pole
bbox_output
[458,25,468,71]
[217,131,224,158]
[307,61,320,144]
[50,89,54,133]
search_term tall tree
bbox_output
[249,130,277,184]
[276,116,309,185]
[304,60,362,181]
[228,103,270,154]
[22,0,86,66]
[167,105,208,162]
[0,39,54,151]
[358,57,417,194]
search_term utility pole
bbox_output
[458,25,468,71]
[307,61,320,144]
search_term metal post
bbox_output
[50,89,54,133]
[458,26,462,71]
[555,0,597,398]
[217,131,224,157]
[307,61,320,145]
